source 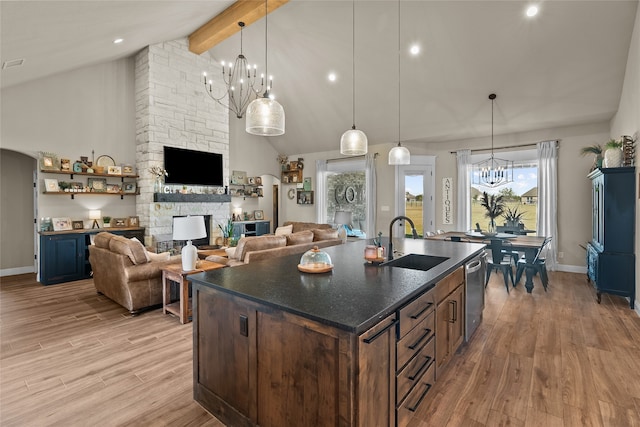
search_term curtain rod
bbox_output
[326,152,378,163]
[449,140,559,155]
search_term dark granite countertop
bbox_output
[189,238,485,334]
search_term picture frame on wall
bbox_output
[297,190,314,205]
[52,217,72,231]
[303,177,312,191]
[40,152,59,171]
[254,210,264,220]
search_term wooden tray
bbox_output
[297,263,333,274]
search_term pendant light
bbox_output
[472,93,514,187]
[340,0,368,156]
[246,0,285,136]
[388,0,410,165]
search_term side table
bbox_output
[161,260,225,324]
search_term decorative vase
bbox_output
[153,177,163,193]
[603,148,623,168]
[487,219,497,234]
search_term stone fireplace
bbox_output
[134,38,231,247]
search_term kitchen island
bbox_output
[190,238,485,427]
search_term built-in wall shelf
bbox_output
[153,193,231,203]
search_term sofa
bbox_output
[283,221,332,233]
[88,232,182,314]
[204,227,342,267]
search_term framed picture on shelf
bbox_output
[122,165,135,175]
[106,184,121,193]
[255,176,262,185]
[248,177,256,185]
[123,182,137,194]
[107,165,122,175]
[254,210,264,220]
[112,218,128,228]
[127,216,139,227]
[297,190,314,205]
[88,178,107,192]
[44,179,59,192]
[231,170,247,185]
[52,217,72,231]
[72,220,84,230]
[60,159,71,171]
[40,152,59,171]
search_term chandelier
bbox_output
[388,0,410,166]
[246,0,285,136]
[340,0,367,156]
[472,94,513,187]
[203,22,262,119]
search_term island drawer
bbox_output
[398,286,435,338]
[397,336,435,405]
[396,359,436,427]
[397,310,435,370]
[435,266,464,303]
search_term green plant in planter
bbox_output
[102,216,111,227]
[480,192,506,233]
[603,138,623,168]
[605,138,622,149]
[580,144,603,170]
[502,206,526,227]
[218,218,234,239]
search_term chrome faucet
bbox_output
[388,216,419,260]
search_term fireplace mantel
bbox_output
[153,193,232,203]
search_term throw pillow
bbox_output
[313,228,339,241]
[286,230,314,245]
[275,224,293,235]
[147,251,170,262]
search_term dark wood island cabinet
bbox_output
[190,239,483,426]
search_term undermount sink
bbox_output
[381,254,449,272]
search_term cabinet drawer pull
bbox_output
[407,328,432,350]
[407,382,432,412]
[363,318,397,344]
[408,356,432,381]
[409,302,433,319]
[448,300,457,323]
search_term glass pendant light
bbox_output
[388,0,410,165]
[340,0,367,156]
[246,0,285,136]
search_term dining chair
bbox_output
[515,237,552,291]
[484,239,515,292]
[436,229,445,234]
[424,231,436,237]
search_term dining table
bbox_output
[425,231,549,293]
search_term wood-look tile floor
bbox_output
[1,272,639,426]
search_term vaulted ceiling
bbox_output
[2,1,637,155]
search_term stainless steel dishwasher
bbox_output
[465,252,486,341]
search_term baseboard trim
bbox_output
[555,264,587,274]
[1,266,36,277]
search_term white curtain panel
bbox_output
[456,149,472,231]
[365,153,377,238]
[315,160,328,224]
[537,141,558,271]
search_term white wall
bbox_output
[610,5,640,313]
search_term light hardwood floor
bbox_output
[1,272,639,426]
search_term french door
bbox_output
[395,156,435,237]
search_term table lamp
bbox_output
[334,211,352,244]
[173,215,206,271]
[89,210,101,229]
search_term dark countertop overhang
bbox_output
[190,238,485,334]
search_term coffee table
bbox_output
[161,260,225,323]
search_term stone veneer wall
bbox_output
[135,38,230,246]
[327,172,366,228]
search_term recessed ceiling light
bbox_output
[526,5,538,17]
[328,72,337,82]
[409,44,420,56]
[113,38,124,44]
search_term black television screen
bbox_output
[164,146,223,186]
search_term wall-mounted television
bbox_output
[164,146,223,186]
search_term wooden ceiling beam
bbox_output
[189,0,290,55]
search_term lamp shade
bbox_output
[388,144,411,165]
[334,211,352,226]
[246,97,285,136]
[340,128,368,156]
[89,210,101,220]
[172,216,206,241]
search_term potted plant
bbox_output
[603,138,623,168]
[480,191,506,235]
[580,143,603,171]
[502,206,526,228]
[218,218,234,247]
[102,216,111,228]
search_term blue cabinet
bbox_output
[39,228,144,285]
[586,167,635,308]
[232,220,271,240]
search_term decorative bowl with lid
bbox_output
[298,246,333,273]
